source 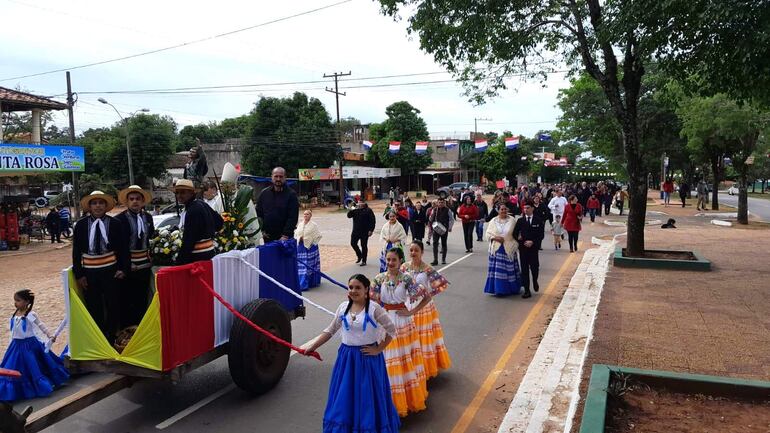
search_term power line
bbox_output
[0,0,353,82]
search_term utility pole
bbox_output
[472,117,491,182]
[66,71,80,218]
[325,71,351,208]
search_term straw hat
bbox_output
[80,191,116,212]
[173,179,196,192]
[118,185,152,205]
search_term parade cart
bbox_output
[9,240,315,433]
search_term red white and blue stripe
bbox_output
[505,136,519,149]
[444,141,458,149]
[415,141,428,154]
[362,140,373,150]
[388,141,401,154]
[474,139,488,152]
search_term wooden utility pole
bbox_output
[325,71,351,208]
[66,71,80,218]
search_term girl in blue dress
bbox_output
[0,289,69,401]
[304,274,400,433]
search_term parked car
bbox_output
[436,182,478,198]
[727,185,739,195]
[43,190,60,201]
[152,204,184,229]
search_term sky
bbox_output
[0,0,572,140]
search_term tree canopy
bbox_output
[368,101,433,177]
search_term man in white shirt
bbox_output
[548,189,568,219]
[202,181,224,213]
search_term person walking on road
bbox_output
[532,195,550,249]
[379,211,408,272]
[45,207,62,244]
[256,167,299,244]
[303,274,401,433]
[483,205,522,297]
[662,178,674,207]
[551,214,564,250]
[548,189,568,221]
[696,179,708,211]
[410,201,427,242]
[679,180,690,208]
[348,201,376,266]
[458,195,479,253]
[57,205,71,238]
[562,195,583,253]
[514,201,544,299]
[614,188,629,215]
[587,194,601,223]
[428,197,454,266]
[402,240,451,379]
[474,193,489,242]
[295,210,322,291]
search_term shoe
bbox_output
[570,249,574,253]
[442,260,447,265]
[555,246,558,251]
[431,261,439,266]
[355,257,361,264]
[469,249,473,253]
[522,291,532,299]
[359,262,366,266]
[534,284,539,292]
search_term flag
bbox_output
[362,140,373,150]
[474,139,488,152]
[538,133,552,142]
[389,141,401,154]
[415,141,428,154]
[444,140,458,149]
[505,136,519,149]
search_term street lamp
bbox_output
[98,98,149,185]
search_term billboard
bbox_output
[0,143,85,172]
[298,168,340,181]
[299,166,402,180]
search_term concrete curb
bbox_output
[496,236,615,433]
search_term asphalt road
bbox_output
[25,224,577,433]
[717,192,770,221]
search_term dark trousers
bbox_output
[568,231,580,251]
[604,197,611,215]
[351,232,369,263]
[519,247,540,293]
[49,227,60,243]
[680,193,687,207]
[121,268,151,328]
[589,208,597,222]
[432,231,448,262]
[462,222,474,250]
[83,265,121,343]
[618,201,625,215]
[412,223,425,241]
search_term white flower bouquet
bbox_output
[149,228,182,265]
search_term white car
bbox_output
[727,185,739,195]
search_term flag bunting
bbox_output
[388,141,401,154]
[505,136,519,149]
[415,141,428,154]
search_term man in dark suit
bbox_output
[347,201,376,266]
[514,200,545,299]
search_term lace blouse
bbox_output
[322,301,396,346]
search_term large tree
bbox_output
[377,0,770,256]
[242,92,338,177]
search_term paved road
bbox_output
[717,192,770,221]
[25,220,581,433]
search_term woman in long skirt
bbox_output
[372,247,431,416]
[484,205,522,296]
[379,211,407,273]
[295,209,323,290]
[401,240,451,379]
[305,274,400,433]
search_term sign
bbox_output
[427,161,460,169]
[0,143,85,172]
[343,166,401,178]
[298,168,340,181]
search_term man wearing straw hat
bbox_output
[72,190,129,343]
[115,185,155,328]
[173,179,224,265]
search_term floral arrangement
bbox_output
[149,227,182,265]
[214,182,260,253]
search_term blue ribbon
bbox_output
[266,238,351,291]
[10,316,26,333]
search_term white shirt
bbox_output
[323,302,395,346]
[548,196,568,217]
[9,311,52,340]
[204,195,224,213]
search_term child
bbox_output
[552,214,564,250]
[587,194,601,223]
[0,290,69,401]
[304,274,400,433]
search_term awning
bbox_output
[418,170,462,175]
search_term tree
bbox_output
[176,123,224,152]
[476,133,532,182]
[377,0,769,256]
[369,102,432,188]
[242,92,338,177]
[1,110,69,143]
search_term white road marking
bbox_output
[438,253,474,272]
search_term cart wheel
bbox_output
[228,299,292,395]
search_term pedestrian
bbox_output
[428,197,454,266]
[201,180,224,213]
[0,289,69,400]
[115,185,154,328]
[73,190,128,343]
[379,210,408,272]
[57,205,70,238]
[483,205,522,297]
[303,274,401,433]
[587,194,601,223]
[410,201,427,242]
[45,207,61,244]
[458,195,479,253]
[401,240,451,379]
[662,177,674,207]
[514,201,544,299]
[696,179,708,211]
[486,192,516,221]
[256,167,300,243]
[295,210,322,291]
[679,180,690,208]
[548,189,568,221]
[347,201,376,267]
[389,187,395,205]
[551,214,564,250]
[174,179,224,265]
[397,203,411,236]
[614,188,628,215]
[562,195,583,253]
[532,195,550,249]
[474,193,489,242]
[372,247,431,416]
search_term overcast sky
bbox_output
[1,0,571,139]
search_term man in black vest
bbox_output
[72,191,128,343]
[514,200,545,299]
[174,179,224,265]
[256,167,299,243]
[428,197,454,266]
[347,201,376,266]
[115,185,155,328]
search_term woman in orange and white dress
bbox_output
[372,247,431,417]
[401,240,451,379]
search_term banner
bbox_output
[344,166,401,178]
[362,140,373,150]
[505,136,519,149]
[0,143,85,172]
[444,141,458,149]
[388,141,401,154]
[474,140,488,152]
[415,141,428,154]
[298,168,340,181]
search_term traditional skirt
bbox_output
[323,344,401,433]
[379,242,393,273]
[412,300,451,379]
[297,242,321,291]
[483,246,522,296]
[0,337,69,401]
[383,309,428,417]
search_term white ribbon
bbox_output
[136,213,145,238]
[88,218,109,252]
[179,210,186,229]
[220,255,336,317]
[45,318,67,353]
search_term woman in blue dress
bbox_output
[295,209,323,290]
[484,204,523,296]
[304,274,400,433]
[0,289,69,400]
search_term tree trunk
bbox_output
[737,171,749,224]
[710,158,720,210]
[623,126,647,257]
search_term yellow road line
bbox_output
[450,245,581,433]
